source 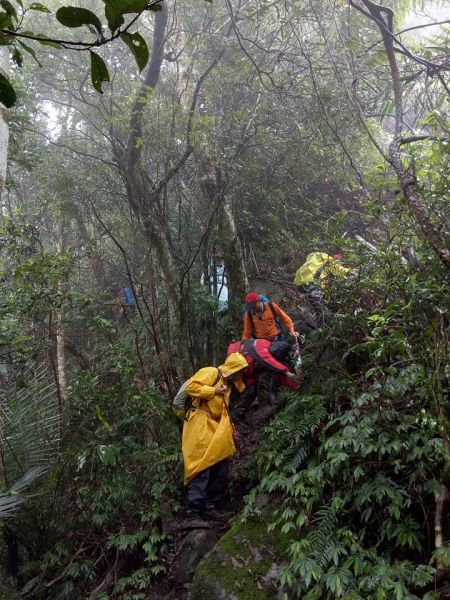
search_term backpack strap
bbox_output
[183,396,192,421]
[268,302,282,334]
[213,367,221,386]
[248,311,255,338]
[267,301,277,321]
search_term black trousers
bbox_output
[297,284,325,328]
[230,384,257,420]
[185,460,229,519]
[268,340,290,398]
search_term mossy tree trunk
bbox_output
[193,104,249,338]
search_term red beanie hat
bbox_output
[245,292,260,310]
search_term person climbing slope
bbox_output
[294,252,350,327]
[109,282,136,322]
[226,338,301,420]
[242,292,299,402]
[182,352,248,527]
[242,292,298,342]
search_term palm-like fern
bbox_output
[0,467,47,518]
[0,361,60,518]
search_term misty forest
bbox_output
[0,0,449,598]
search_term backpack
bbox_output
[124,287,136,306]
[172,368,221,420]
[247,295,285,340]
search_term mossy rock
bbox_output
[190,517,289,600]
[174,527,219,585]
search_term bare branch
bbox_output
[400,135,447,146]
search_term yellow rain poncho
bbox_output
[182,352,247,486]
[294,252,350,288]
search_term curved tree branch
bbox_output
[350,0,450,270]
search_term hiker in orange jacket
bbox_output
[242,292,299,402]
[242,292,298,341]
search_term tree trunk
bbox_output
[75,210,110,292]
[191,79,249,329]
[399,179,450,270]
[194,145,249,334]
[434,484,449,571]
[118,1,181,321]
[0,47,10,198]
[222,195,249,330]
[55,213,67,403]
[353,0,450,271]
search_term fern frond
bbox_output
[0,361,60,479]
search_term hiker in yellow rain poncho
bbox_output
[294,252,350,327]
[182,352,248,526]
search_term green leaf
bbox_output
[0,13,12,30]
[121,31,148,71]
[104,3,123,31]
[0,0,17,22]
[0,72,16,107]
[148,2,162,10]
[56,6,102,32]
[29,2,51,13]
[11,46,22,67]
[98,444,119,466]
[33,33,63,48]
[90,50,110,93]
[365,367,377,377]
[96,405,111,431]
[103,0,148,32]
[18,41,43,66]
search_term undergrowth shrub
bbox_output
[17,373,181,599]
[243,244,450,599]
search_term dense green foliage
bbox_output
[1,0,449,598]
[241,195,450,597]
[0,217,71,357]
[4,368,181,598]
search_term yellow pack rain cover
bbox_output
[294,252,349,287]
[182,353,247,485]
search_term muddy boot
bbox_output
[269,373,281,406]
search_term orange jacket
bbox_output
[242,302,295,340]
